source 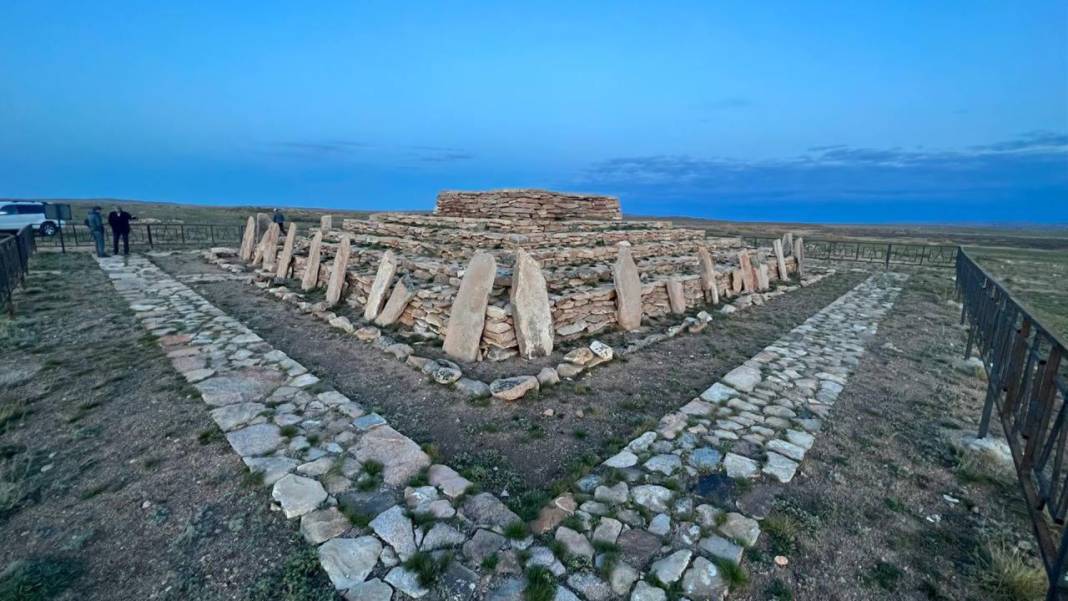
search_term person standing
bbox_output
[271,208,285,229]
[84,206,106,257]
[107,206,134,255]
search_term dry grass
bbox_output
[975,541,1046,601]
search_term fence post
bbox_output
[210,225,216,245]
[180,224,186,244]
[885,243,892,269]
[147,224,154,248]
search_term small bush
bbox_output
[524,566,557,601]
[404,551,451,587]
[711,557,748,587]
[481,553,499,571]
[975,542,1045,601]
[279,425,299,438]
[504,520,529,540]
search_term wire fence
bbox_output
[34,222,246,251]
[0,225,37,315]
[957,248,1068,599]
[738,235,958,268]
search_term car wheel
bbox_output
[39,221,58,236]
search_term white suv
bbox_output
[0,201,64,236]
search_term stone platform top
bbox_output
[435,189,622,222]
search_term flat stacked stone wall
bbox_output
[435,189,623,221]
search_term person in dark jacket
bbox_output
[271,209,285,229]
[84,206,106,257]
[107,206,135,255]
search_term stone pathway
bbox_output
[97,254,905,601]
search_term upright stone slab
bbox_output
[276,223,298,278]
[784,232,795,255]
[612,242,643,331]
[238,216,256,261]
[255,212,271,240]
[510,249,553,358]
[262,224,281,272]
[794,237,805,276]
[364,251,398,322]
[443,253,497,362]
[738,252,756,292]
[756,264,770,291]
[697,246,720,304]
[375,275,415,327]
[325,235,351,307]
[320,214,333,230]
[773,239,788,281]
[666,279,686,314]
[253,224,276,267]
[301,231,323,291]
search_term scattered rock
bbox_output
[490,376,540,401]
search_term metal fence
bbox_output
[957,248,1068,599]
[36,222,245,250]
[735,235,958,268]
[0,225,36,315]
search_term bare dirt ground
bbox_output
[0,252,336,601]
[152,251,867,520]
[733,269,1042,601]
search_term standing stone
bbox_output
[262,223,282,272]
[784,232,794,255]
[238,216,257,261]
[773,239,788,281]
[252,225,271,265]
[321,214,333,230]
[443,253,496,362]
[375,275,415,327]
[730,270,743,294]
[255,212,271,241]
[276,223,298,278]
[302,231,324,291]
[756,264,770,291]
[793,237,805,276]
[738,252,756,292]
[612,242,642,331]
[697,246,720,304]
[666,279,686,315]
[364,250,398,322]
[326,235,352,307]
[510,249,553,358]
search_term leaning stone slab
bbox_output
[697,245,720,304]
[365,250,398,321]
[276,222,298,278]
[301,230,324,291]
[272,474,328,518]
[738,252,756,292]
[226,423,283,457]
[443,252,497,362]
[375,274,414,326]
[510,249,554,358]
[352,425,431,486]
[325,235,352,307]
[262,223,281,272]
[666,279,686,314]
[319,536,382,590]
[238,215,256,261]
[612,242,643,331]
[773,239,789,281]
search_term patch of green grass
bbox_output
[0,557,83,601]
[247,547,335,601]
[408,467,430,488]
[358,460,385,490]
[404,551,451,587]
[524,566,557,601]
[955,452,1012,488]
[765,578,793,600]
[481,553,499,571]
[561,515,585,531]
[197,427,224,445]
[572,428,588,440]
[504,520,529,540]
[762,513,800,555]
[0,401,29,430]
[864,561,903,591]
[242,469,265,488]
[341,506,372,529]
[712,557,748,587]
[279,425,299,438]
[883,496,907,513]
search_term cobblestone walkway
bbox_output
[98,254,905,601]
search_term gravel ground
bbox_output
[0,252,337,601]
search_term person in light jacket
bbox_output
[84,206,106,257]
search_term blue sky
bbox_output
[1,1,1065,224]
